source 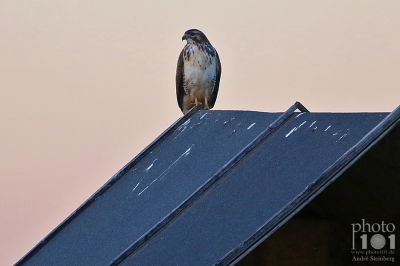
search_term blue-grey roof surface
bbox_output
[16,103,400,266]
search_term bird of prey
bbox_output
[176,29,221,115]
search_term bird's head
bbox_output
[182,29,210,45]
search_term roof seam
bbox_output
[110,102,304,266]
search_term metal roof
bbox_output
[17,102,400,266]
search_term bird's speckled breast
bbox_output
[183,44,217,96]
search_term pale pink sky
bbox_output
[1,1,399,265]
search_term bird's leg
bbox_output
[191,97,202,106]
[204,97,210,110]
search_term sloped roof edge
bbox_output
[17,102,305,265]
[16,106,201,265]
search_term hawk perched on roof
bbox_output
[176,29,221,115]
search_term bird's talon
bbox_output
[204,97,210,110]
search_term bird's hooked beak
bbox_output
[182,34,187,41]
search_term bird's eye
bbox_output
[190,32,195,36]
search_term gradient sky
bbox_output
[1,1,400,265]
